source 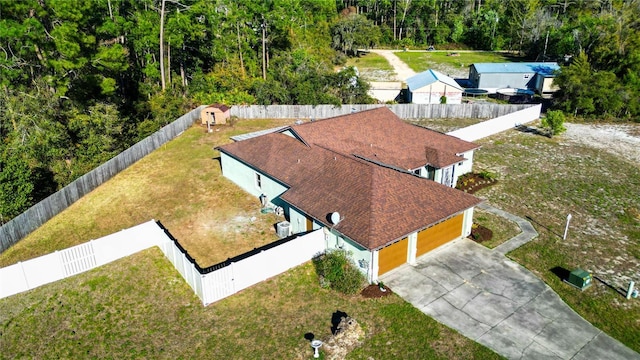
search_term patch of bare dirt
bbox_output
[468,223,493,244]
[563,123,640,165]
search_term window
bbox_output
[255,173,262,189]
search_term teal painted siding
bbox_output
[289,207,308,234]
[219,152,289,206]
[325,229,372,281]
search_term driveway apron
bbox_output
[381,231,639,359]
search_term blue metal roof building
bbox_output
[468,62,560,94]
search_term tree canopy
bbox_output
[1,0,639,222]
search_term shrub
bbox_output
[478,170,497,181]
[312,249,366,295]
[541,110,567,136]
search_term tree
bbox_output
[0,150,34,222]
[331,13,380,56]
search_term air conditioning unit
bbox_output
[276,221,291,238]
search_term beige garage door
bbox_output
[378,238,408,276]
[416,213,464,257]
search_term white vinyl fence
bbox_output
[0,220,169,299]
[1,221,326,306]
[446,104,542,141]
[159,229,325,305]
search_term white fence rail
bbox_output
[159,229,326,305]
[446,104,542,141]
[0,221,169,299]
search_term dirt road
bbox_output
[368,49,416,81]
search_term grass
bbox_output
[472,209,521,249]
[395,51,524,77]
[0,247,500,359]
[0,119,294,268]
[2,112,639,355]
[473,124,640,352]
[407,117,488,133]
[345,52,395,81]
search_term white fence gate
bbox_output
[0,221,168,299]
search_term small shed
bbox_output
[406,69,464,104]
[201,104,230,125]
[468,62,560,94]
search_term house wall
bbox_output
[542,77,557,93]
[411,82,463,104]
[324,229,373,282]
[477,72,537,91]
[219,152,289,208]
[452,150,475,186]
[288,206,321,234]
[462,207,474,237]
[201,107,230,125]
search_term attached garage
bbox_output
[416,213,464,257]
[378,238,408,275]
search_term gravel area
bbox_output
[563,123,640,165]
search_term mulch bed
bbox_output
[468,223,493,244]
[456,172,497,194]
[361,284,393,298]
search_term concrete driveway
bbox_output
[380,238,640,359]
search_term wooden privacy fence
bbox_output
[230,103,536,120]
[158,224,326,306]
[0,106,205,253]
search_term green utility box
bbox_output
[565,268,592,291]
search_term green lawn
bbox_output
[395,51,524,77]
[0,248,500,359]
[345,52,395,81]
[472,209,521,249]
[473,125,640,352]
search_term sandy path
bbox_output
[369,49,416,81]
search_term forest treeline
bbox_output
[1,0,639,222]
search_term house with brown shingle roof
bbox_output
[215,107,482,281]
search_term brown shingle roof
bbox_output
[217,130,481,250]
[289,107,478,169]
[209,103,230,112]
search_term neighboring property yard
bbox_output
[408,117,488,133]
[0,245,500,359]
[345,52,395,81]
[472,123,640,352]
[395,51,523,78]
